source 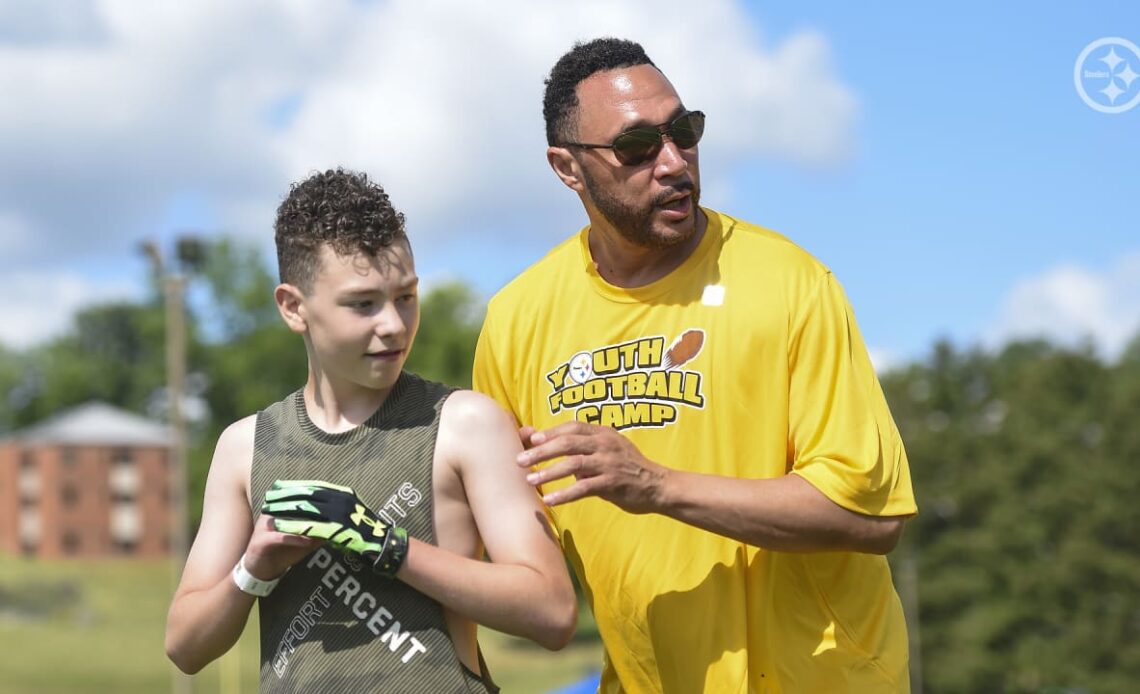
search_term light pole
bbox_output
[141,237,202,694]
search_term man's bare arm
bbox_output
[519,422,907,555]
[394,391,577,650]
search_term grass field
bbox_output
[0,556,601,693]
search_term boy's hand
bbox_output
[261,479,409,577]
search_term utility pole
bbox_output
[142,237,201,694]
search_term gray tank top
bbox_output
[250,372,498,693]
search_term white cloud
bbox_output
[867,347,904,375]
[985,252,1140,360]
[279,0,857,239]
[2,271,139,349]
[0,210,32,255]
[0,0,107,45]
[0,0,858,349]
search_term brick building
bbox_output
[0,402,175,559]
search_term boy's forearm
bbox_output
[396,539,576,650]
[165,578,256,674]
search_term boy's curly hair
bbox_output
[542,37,656,146]
[274,168,407,291]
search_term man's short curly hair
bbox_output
[274,168,407,291]
[542,37,657,146]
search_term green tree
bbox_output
[405,280,484,388]
[0,345,34,433]
[884,339,1140,693]
[1,300,184,430]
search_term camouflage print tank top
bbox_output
[250,372,498,693]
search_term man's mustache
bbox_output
[652,181,695,206]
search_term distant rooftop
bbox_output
[4,401,172,447]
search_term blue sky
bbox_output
[1,1,1137,370]
[730,2,1140,366]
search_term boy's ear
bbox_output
[275,283,307,334]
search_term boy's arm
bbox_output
[395,390,577,650]
[164,416,321,674]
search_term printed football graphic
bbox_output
[662,329,705,370]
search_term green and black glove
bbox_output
[261,479,409,577]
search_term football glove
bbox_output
[261,479,408,577]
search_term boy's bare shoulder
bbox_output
[441,389,515,429]
[436,390,520,470]
[209,414,259,499]
[216,414,258,455]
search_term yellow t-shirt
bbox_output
[474,209,917,693]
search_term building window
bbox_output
[61,484,79,506]
[112,448,133,465]
[111,503,141,544]
[19,509,40,547]
[63,532,81,555]
[110,454,139,502]
[19,455,39,501]
[62,447,78,467]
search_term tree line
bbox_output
[1,238,1137,692]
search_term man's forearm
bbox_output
[396,540,576,650]
[656,471,905,554]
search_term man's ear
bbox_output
[547,146,586,193]
[275,283,307,334]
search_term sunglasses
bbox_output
[562,110,706,166]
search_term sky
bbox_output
[1,0,1138,371]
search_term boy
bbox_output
[166,168,575,693]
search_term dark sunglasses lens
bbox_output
[669,112,705,149]
[612,129,662,165]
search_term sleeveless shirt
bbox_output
[250,371,498,693]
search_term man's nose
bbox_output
[654,137,689,177]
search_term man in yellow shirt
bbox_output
[473,38,917,693]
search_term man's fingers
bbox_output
[528,421,598,445]
[517,433,599,467]
[524,456,591,486]
[519,425,538,449]
[542,477,602,507]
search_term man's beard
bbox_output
[581,169,700,250]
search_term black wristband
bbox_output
[372,527,409,578]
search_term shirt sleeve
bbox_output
[472,301,566,536]
[472,302,521,425]
[786,272,917,517]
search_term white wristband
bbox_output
[231,554,281,597]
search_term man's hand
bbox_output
[260,480,409,577]
[517,422,670,513]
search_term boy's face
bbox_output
[299,240,420,393]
